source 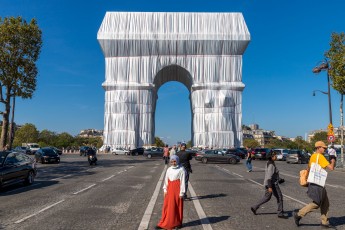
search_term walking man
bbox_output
[176,143,193,199]
[251,150,288,219]
[245,146,253,172]
[293,141,336,229]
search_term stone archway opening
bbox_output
[153,65,193,145]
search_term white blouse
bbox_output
[163,166,186,197]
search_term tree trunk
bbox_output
[0,88,11,150]
[341,94,344,166]
[8,95,16,149]
[0,102,10,150]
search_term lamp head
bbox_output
[312,67,321,73]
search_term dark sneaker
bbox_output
[155,226,163,229]
[321,223,337,229]
[251,207,257,215]
[278,212,288,219]
[293,210,301,226]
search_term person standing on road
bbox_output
[170,145,177,156]
[156,155,185,230]
[176,143,192,199]
[251,150,288,219]
[246,146,253,172]
[293,141,336,229]
[163,145,170,165]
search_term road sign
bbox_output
[327,135,335,143]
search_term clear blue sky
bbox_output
[1,0,344,145]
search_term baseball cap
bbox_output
[181,143,187,147]
[315,141,327,148]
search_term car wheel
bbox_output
[298,159,302,164]
[202,158,208,164]
[24,171,34,185]
[41,158,45,164]
[229,158,237,164]
[135,152,138,156]
[147,154,152,159]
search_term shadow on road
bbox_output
[189,193,227,200]
[0,180,58,195]
[330,216,345,227]
[183,216,230,227]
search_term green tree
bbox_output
[38,129,57,146]
[310,131,328,148]
[0,16,42,149]
[155,137,165,147]
[55,132,74,148]
[12,123,39,147]
[243,139,259,149]
[186,140,192,148]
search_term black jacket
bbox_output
[176,150,193,173]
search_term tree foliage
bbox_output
[0,16,42,149]
[310,131,328,148]
[155,137,165,147]
[13,123,39,146]
[325,32,345,94]
[243,139,260,149]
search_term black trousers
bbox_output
[252,183,283,214]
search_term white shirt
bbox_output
[163,165,186,197]
[328,148,336,156]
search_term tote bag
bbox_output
[307,154,328,187]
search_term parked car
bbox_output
[35,147,60,164]
[254,148,271,160]
[13,146,32,155]
[286,149,309,164]
[0,151,37,188]
[50,147,63,155]
[112,147,129,155]
[199,149,240,164]
[223,148,246,159]
[273,149,289,161]
[129,147,145,156]
[143,148,164,159]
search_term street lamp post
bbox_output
[312,60,344,167]
[312,61,332,125]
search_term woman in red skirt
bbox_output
[156,155,186,230]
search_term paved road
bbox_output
[0,154,344,230]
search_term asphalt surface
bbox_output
[1,154,344,230]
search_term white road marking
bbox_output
[101,175,115,182]
[72,184,96,195]
[14,199,65,224]
[51,174,72,181]
[188,182,214,230]
[138,165,167,230]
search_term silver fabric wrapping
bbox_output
[98,12,250,149]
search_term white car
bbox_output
[273,149,289,161]
[112,147,129,155]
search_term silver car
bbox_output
[112,147,129,155]
[273,149,289,161]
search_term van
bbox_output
[22,143,40,154]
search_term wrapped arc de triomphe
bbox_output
[97,12,250,149]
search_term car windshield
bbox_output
[30,144,39,148]
[43,149,57,156]
[0,152,7,165]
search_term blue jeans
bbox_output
[246,159,252,171]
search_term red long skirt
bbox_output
[157,179,184,229]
